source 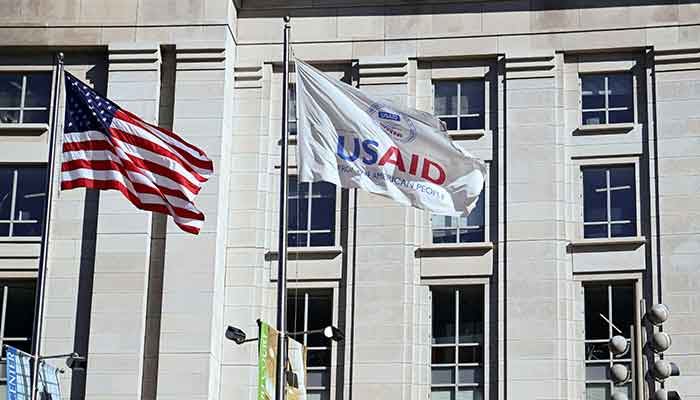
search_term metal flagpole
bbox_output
[30,52,64,400]
[275,16,291,400]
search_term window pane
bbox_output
[288,198,308,231]
[287,294,306,341]
[582,111,606,126]
[612,285,634,339]
[432,215,456,229]
[0,110,20,124]
[431,388,455,400]
[307,391,329,400]
[432,347,456,364]
[440,117,458,131]
[433,229,458,244]
[460,80,485,116]
[435,82,458,115]
[307,292,332,346]
[24,73,51,108]
[458,367,481,384]
[582,75,605,110]
[459,228,484,243]
[288,232,308,247]
[308,349,331,368]
[459,287,483,344]
[585,383,610,400]
[288,85,297,121]
[458,346,482,364]
[585,342,609,361]
[609,109,633,124]
[584,285,609,340]
[610,166,635,189]
[21,110,49,124]
[584,224,608,239]
[608,74,633,109]
[585,364,608,380]
[610,223,636,238]
[0,74,23,108]
[4,281,37,339]
[456,388,482,400]
[613,384,632,400]
[309,232,334,247]
[466,192,485,227]
[307,369,329,387]
[0,168,13,220]
[13,167,47,237]
[583,168,607,223]
[432,367,456,384]
[432,288,456,344]
[0,223,8,236]
[310,198,334,230]
[609,167,635,222]
[288,120,297,135]
[312,181,335,197]
[459,116,484,130]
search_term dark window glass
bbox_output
[0,74,23,108]
[460,80,485,116]
[440,117,458,131]
[612,286,634,339]
[1,281,37,354]
[583,166,636,239]
[435,80,485,131]
[432,288,456,344]
[432,191,485,244]
[0,72,51,124]
[432,347,455,364]
[0,166,47,237]
[24,74,51,108]
[0,168,13,220]
[435,82,458,116]
[459,287,484,343]
[584,285,609,340]
[581,74,634,125]
[288,177,336,247]
[288,85,297,135]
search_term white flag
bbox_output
[295,59,487,216]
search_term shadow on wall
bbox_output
[238,0,694,16]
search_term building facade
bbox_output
[1,1,699,399]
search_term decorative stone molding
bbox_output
[357,56,408,85]
[234,64,263,88]
[505,54,555,79]
[108,42,161,71]
[175,42,227,70]
[654,47,700,72]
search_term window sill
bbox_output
[416,242,493,257]
[574,123,635,135]
[0,237,42,243]
[568,236,646,249]
[0,123,50,136]
[448,129,488,140]
[265,246,343,260]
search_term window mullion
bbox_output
[456,82,461,130]
[304,292,309,347]
[604,76,609,124]
[19,75,27,123]
[0,286,8,350]
[455,289,460,388]
[9,170,19,237]
[606,169,612,238]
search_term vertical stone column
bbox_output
[156,40,233,400]
[350,56,421,400]
[83,43,161,400]
[503,53,576,399]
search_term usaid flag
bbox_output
[295,59,486,216]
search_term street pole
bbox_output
[275,15,291,400]
[30,51,64,400]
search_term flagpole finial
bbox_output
[284,15,291,23]
[57,52,64,64]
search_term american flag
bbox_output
[61,72,213,234]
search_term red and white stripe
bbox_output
[61,109,214,234]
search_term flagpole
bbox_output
[30,52,64,400]
[275,16,291,400]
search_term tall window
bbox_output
[434,80,485,131]
[431,286,484,400]
[432,191,485,244]
[0,166,47,237]
[0,73,52,124]
[288,290,333,400]
[582,165,636,239]
[584,283,635,400]
[288,176,336,247]
[0,280,37,388]
[581,74,634,125]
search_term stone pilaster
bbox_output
[82,42,161,400]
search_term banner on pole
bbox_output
[257,321,308,400]
[6,346,33,400]
[38,361,63,400]
[295,58,487,216]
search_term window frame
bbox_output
[582,280,640,400]
[0,71,53,125]
[0,279,37,385]
[432,79,488,134]
[287,175,337,248]
[429,282,490,400]
[579,72,637,127]
[575,157,641,241]
[424,164,490,248]
[287,287,336,400]
[430,190,487,245]
[0,164,48,239]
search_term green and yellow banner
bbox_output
[257,321,307,400]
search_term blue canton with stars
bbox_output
[64,72,120,135]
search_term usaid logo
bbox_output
[368,102,417,144]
